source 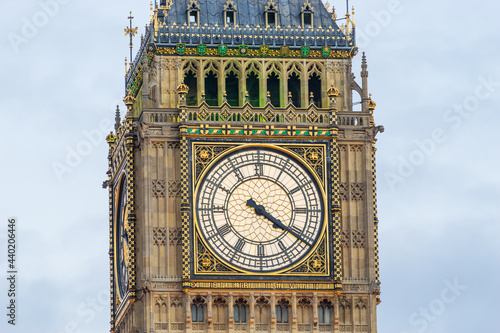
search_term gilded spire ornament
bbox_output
[124,12,138,64]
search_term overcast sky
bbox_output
[0,0,499,332]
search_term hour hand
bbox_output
[246,199,311,246]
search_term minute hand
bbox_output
[246,199,311,246]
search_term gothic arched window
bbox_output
[276,298,290,324]
[234,298,248,323]
[319,299,333,324]
[191,297,205,322]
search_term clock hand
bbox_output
[246,199,311,246]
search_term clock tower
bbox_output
[105,1,384,333]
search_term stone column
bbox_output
[228,293,234,333]
[270,293,276,333]
[312,294,319,332]
[291,293,298,333]
[186,294,192,333]
[249,294,256,333]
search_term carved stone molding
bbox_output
[152,141,165,149]
[352,230,366,249]
[351,183,365,201]
[340,231,349,248]
[168,180,182,198]
[152,180,166,198]
[151,282,183,291]
[153,227,167,246]
[169,227,182,246]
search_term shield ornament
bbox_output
[176,43,186,55]
[197,44,207,55]
[218,44,228,56]
[260,45,269,56]
[301,46,310,57]
[322,46,331,57]
[280,45,290,57]
[239,45,249,56]
[350,46,359,58]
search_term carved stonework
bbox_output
[341,231,350,248]
[349,145,363,153]
[352,230,366,249]
[169,228,182,246]
[355,298,367,309]
[326,61,344,74]
[167,141,181,149]
[152,180,166,198]
[168,180,182,198]
[340,183,349,201]
[153,227,167,246]
[171,297,183,307]
[351,183,365,201]
[148,128,163,136]
[339,297,351,309]
[152,141,165,149]
[163,58,182,71]
[151,282,183,291]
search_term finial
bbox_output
[201,90,206,102]
[125,12,138,64]
[223,91,228,103]
[327,80,340,98]
[266,91,271,104]
[245,91,249,104]
[177,77,189,95]
[123,91,136,116]
[115,105,121,133]
[368,94,376,112]
[309,92,314,105]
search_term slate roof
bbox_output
[164,0,335,28]
[153,0,354,49]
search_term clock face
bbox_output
[195,146,324,273]
[115,176,130,299]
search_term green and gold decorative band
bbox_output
[158,45,353,59]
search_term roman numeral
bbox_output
[235,239,245,251]
[255,163,263,176]
[278,241,286,251]
[219,224,231,237]
[234,168,244,181]
[290,187,300,194]
[295,207,307,214]
[291,226,302,235]
[219,186,229,193]
[213,206,225,213]
[257,245,265,256]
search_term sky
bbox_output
[0,0,499,332]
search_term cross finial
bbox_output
[124,11,138,64]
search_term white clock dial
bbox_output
[196,147,324,273]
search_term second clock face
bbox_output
[116,176,130,299]
[196,146,324,273]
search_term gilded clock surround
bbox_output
[190,143,329,277]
